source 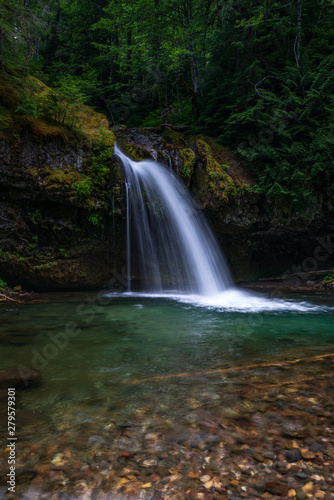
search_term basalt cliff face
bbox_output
[1,82,333,290]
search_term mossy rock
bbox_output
[0,106,14,131]
[179,147,196,187]
[118,142,150,161]
[0,72,114,146]
[195,139,247,205]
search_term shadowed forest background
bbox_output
[1,0,334,208]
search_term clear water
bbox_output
[1,292,334,427]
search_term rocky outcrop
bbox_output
[0,127,125,289]
[0,75,125,290]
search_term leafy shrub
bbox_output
[0,278,7,288]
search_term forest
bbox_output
[1,0,334,206]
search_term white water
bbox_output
[125,181,131,292]
[115,144,233,295]
[106,290,328,313]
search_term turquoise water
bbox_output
[1,291,334,424]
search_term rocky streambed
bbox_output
[1,349,334,499]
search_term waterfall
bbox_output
[125,181,131,292]
[114,144,233,296]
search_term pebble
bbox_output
[265,481,289,496]
[276,461,289,473]
[200,475,211,483]
[302,482,314,492]
[142,459,157,467]
[285,450,302,463]
[285,440,300,449]
[51,453,67,466]
[301,450,316,460]
[282,423,306,438]
[294,472,308,480]
[187,472,200,479]
[296,490,307,500]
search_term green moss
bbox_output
[88,213,103,227]
[196,138,246,204]
[119,142,148,161]
[0,72,114,146]
[179,148,196,187]
[0,106,14,130]
[0,277,7,288]
[33,261,57,271]
[73,176,93,198]
[162,129,185,147]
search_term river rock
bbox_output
[265,482,289,496]
[294,472,308,480]
[301,450,315,460]
[285,450,302,463]
[0,367,40,389]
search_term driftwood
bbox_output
[225,374,332,394]
[0,293,21,304]
[125,352,334,385]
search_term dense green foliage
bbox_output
[1,0,333,205]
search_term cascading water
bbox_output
[115,144,233,295]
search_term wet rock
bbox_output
[285,451,302,463]
[301,481,314,493]
[276,461,289,474]
[301,450,315,460]
[17,470,38,483]
[142,459,157,467]
[265,482,289,496]
[282,424,306,438]
[253,453,265,462]
[294,472,308,480]
[296,490,307,500]
[285,440,300,450]
[0,367,40,389]
[313,457,325,466]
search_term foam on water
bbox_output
[105,289,329,313]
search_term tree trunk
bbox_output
[0,26,3,71]
[24,0,32,64]
[189,52,199,93]
[294,0,302,69]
